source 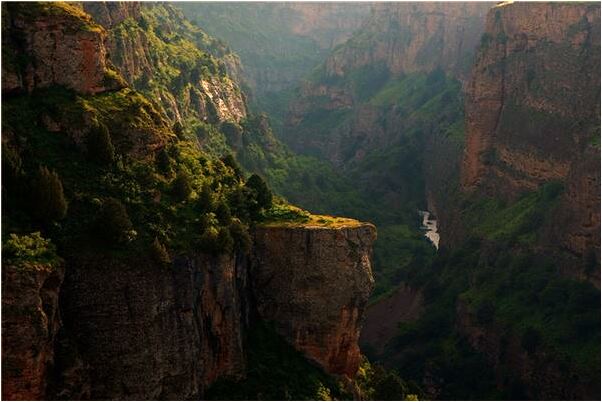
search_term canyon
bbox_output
[2,1,600,400]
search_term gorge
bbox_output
[2,1,600,401]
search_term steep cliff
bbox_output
[2,257,64,401]
[2,3,376,400]
[84,2,247,127]
[460,1,600,264]
[1,2,125,95]
[252,223,376,377]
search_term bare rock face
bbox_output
[461,2,600,196]
[1,3,125,96]
[50,253,248,400]
[251,224,376,377]
[82,2,141,29]
[2,262,64,401]
[325,2,491,81]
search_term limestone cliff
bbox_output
[84,2,247,125]
[285,3,490,165]
[1,3,377,399]
[252,223,376,377]
[462,2,600,195]
[460,1,600,262]
[2,261,64,401]
[1,3,125,95]
[325,2,491,81]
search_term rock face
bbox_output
[460,1,601,265]
[285,2,490,165]
[2,262,64,401]
[49,253,248,400]
[84,2,247,124]
[1,3,124,95]
[252,224,376,377]
[462,2,600,196]
[324,2,491,81]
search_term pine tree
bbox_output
[156,148,172,175]
[96,198,133,244]
[88,124,115,166]
[31,166,68,223]
[172,171,192,201]
[245,174,272,210]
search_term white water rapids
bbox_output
[418,210,439,250]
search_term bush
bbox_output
[88,124,115,165]
[221,153,243,179]
[198,183,215,213]
[96,198,134,244]
[245,174,272,211]
[150,237,170,266]
[156,148,172,175]
[3,232,56,262]
[216,201,232,224]
[30,166,68,223]
[229,220,252,254]
[521,326,542,354]
[172,171,192,201]
[221,121,243,150]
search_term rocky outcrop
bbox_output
[325,3,491,81]
[2,262,64,401]
[85,3,247,125]
[461,2,600,197]
[1,3,125,96]
[49,252,248,400]
[252,223,376,377]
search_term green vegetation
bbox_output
[3,232,59,265]
[87,124,115,166]
[29,166,68,224]
[205,322,353,400]
[380,184,601,399]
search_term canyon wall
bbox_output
[252,224,376,377]
[1,3,376,399]
[460,1,600,263]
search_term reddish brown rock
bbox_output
[251,224,376,377]
[1,3,125,96]
[461,2,600,196]
[2,261,64,401]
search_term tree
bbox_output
[30,166,68,223]
[221,153,243,179]
[88,124,115,166]
[229,220,251,254]
[216,201,232,224]
[150,237,170,266]
[220,122,243,150]
[245,174,272,210]
[521,326,542,354]
[173,121,185,139]
[172,171,192,201]
[96,198,133,244]
[198,183,215,212]
[156,148,172,175]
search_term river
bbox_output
[418,210,439,250]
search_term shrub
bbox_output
[150,237,170,266]
[198,183,215,213]
[173,121,185,139]
[30,166,68,223]
[221,121,243,149]
[216,201,232,224]
[245,174,272,211]
[88,124,115,165]
[221,153,243,179]
[217,226,234,253]
[156,148,172,175]
[229,220,252,254]
[172,171,192,201]
[96,198,134,244]
[3,232,56,262]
